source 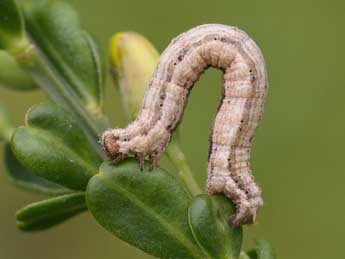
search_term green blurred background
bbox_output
[0,0,344,258]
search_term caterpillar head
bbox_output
[101,130,122,159]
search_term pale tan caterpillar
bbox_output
[102,24,268,227]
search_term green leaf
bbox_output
[86,159,206,259]
[0,50,36,90]
[11,101,101,190]
[247,240,276,259]
[4,143,71,195]
[21,0,105,114]
[0,0,28,53]
[188,194,243,259]
[16,192,86,231]
[83,31,106,100]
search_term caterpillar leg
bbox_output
[207,174,263,228]
[101,123,170,171]
[111,154,127,165]
[228,197,262,228]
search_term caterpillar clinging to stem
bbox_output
[102,24,268,227]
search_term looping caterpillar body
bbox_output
[102,24,268,227]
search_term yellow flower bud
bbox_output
[109,32,159,120]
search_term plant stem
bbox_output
[0,124,14,142]
[13,41,105,159]
[0,105,14,142]
[166,135,202,196]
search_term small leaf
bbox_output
[0,0,28,53]
[188,194,243,259]
[82,31,109,130]
[0,50,36,90]
[247,240,276,259]
[16,192,86,231]
[11,101,101,190]
[86,159,206,259]
[22,0,105,114]
[4,143,71,195]
[83,31,106,100]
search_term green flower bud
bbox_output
[109,32,159,120]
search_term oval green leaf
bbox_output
[21,0,105,113]
[11,101,101,190]
[16,192,86,231]
[83,31,106,99]
[4,143,71,195]
[86,159,206,259]
[0,50,36,90]
[188,194,243,259]
[247,240,276,259]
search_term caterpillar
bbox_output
[102,24,268,227]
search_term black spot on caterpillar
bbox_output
[102,24,268,227]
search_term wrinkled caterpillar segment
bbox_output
[102,24,268,227]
